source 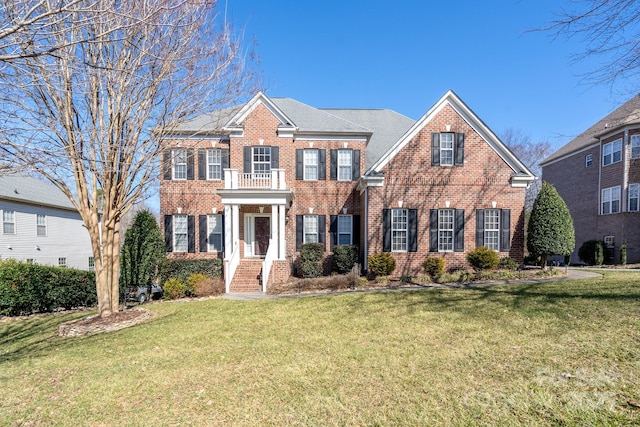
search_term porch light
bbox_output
[35,245,40,251]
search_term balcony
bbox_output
[223,169,287,190]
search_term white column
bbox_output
[232,204,240,252]
[271,205,278,242]
[278,205,286,260]
[224,204,232,260]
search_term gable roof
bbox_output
[367,90,535,182]
[541,94,640,165]
[0,174,76,211]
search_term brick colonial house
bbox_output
[541,94,640,264]
[160,91,535,292]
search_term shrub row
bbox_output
[162,273,225,299]
[0,260,96,316]
[157,258,222,285]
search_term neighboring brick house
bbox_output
[160,91,534,292]
[541,94,640,264]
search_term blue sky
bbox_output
[224,0,636,151]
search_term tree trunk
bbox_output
[93,215,122,317]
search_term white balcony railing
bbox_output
[223,169,286,190]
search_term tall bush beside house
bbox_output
[299,243,323,278]
[367,253,396,278]
[578,240,604,266]
[527,181,575,268]
[333,245,358,274]
[423,257,445,278]
[467,247,500,270]
[620,243,627,265]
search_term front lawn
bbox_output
[1,271,639,425]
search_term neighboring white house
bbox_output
[0,174,93,270]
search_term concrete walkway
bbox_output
[222,267,608,301]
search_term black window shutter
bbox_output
[296,215,303,251]
[318,149,326,180]
[187,149,195,180]
[164,215,173,252]
[221,149,230,175]
[198,149,206,180]
[199,215,208,252]
[352,150,361,181]
[295,149,303,180]
[330,149,337,180]
[318,215,326,252]
[455,133,465,166]
[455,209,465,252]
[500,209,511,252]
[408,209,418,252]
[429,209,438,252]
[163,150,172,180]
[431,133,440,166]
[243,146,251,173]
[353,215,360,248]
[329,215,338,250]
[187,215,196,253]
[382,209,391,252]
[271,146,279,169]
[476,210,485,248]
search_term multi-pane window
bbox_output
[207,214,223,252]
[585,154,593,167]
[304,149,318,180]
[629,183,639,212]
[438,209,454,252]
[440,133,454,166]
[172,149,187,180]
[88,256,95,270]
[632,135,640,159]
[253,147,271,174]
[303,215,318,243]
[337,215,352,245]
[36,214,46,236]
[484,209,500,251]
[392,209,408,252]
[602,139,622,166]
[3,210,15,234]
[337,150,352,181]
[602,186,621,214]
[58,257,67,268]
[173,214,188,252]
[207,149,222,180]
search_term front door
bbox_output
[254,217,270,256]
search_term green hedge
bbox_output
[157,258,223,285]
[0,260,96,316]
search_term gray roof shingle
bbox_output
[271,98,372,134]
[0,174,76,210]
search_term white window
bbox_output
[585,154,593,168]
[304,149,318,180]
[632,135,640,159]
[3,210,15,234]
[253,147,271,174]
[438,209,454,252]
[602,186,621,214]
[207,214,223,252]
[484,209,500,251]
[440,133,454,166]
[88,256,95,269]
[604,235,615,248]
[207,149,222,180]
[337,215,352,245]
[173,214,188,252]
[36,214,46,236]
[629,183,639,212]
[602,139,622,166]
[172,149,187,180]
[337,150,352,181]
[58,257,67,268]
[303,215,318,243]
[392,209,408,252]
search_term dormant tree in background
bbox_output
[0,0,258,317]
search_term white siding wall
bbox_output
[0,200,93,270]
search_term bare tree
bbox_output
[501,128,553,208]
[0,0,258,316]
[544,0,640,86]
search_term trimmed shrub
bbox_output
[620,243,627,265]
[185,273,208,296]
[467,246,500,270]
[367,252,396,277]
[158,259,222,285]
[498,256,519,271]
[299,243,324,278]
[423,257,445,278]
[333,245,358,274]
[162,278,186,300]
[578,240,604,266]
[0,260,96,316]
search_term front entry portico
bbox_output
[245,214,270,257]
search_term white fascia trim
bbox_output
[358,175,385,193]
[223,91,297,131]
[294,134,369,142]
[540,142,600,168]
[511,175,535,188]
[593,121,640,139]
[277,127,296,138]
[163,134,229,140]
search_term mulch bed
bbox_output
[58,308,150,337]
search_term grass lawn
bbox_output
[1,271,639,426]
